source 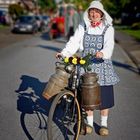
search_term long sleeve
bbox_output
[100,26,114,59]
[61,24,84,57]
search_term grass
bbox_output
[120,29,140,40]
[115,25,140,41]
[0,24,4,28]
[0,24,9,29]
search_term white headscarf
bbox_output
[83,0,113,27]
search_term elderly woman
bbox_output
[56,0,119,136]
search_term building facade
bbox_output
[0,0,34,10]
[0,0,19,9]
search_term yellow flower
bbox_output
[80,59,86,65]
[64,57,69,63]
[72,58,77,65]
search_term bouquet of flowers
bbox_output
[63,53,94,72]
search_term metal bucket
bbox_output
[80,73,101,110]
[43,66,70,100]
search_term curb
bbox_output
[115,31,140,74]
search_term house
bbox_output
[0,0,19,10]
[0,0,35,11]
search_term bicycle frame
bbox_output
[47,61,82,140]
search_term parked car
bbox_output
[12,15,38,34]
[0,9,8,25]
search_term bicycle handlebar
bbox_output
[55,53,103,73]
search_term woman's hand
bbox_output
[55,53,62,59]
[96,52,104,58]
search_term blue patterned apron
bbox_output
[80,25,120,86]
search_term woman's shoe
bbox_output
[79,122,93,135]
[86,124,93,134]
[99,126,109,136]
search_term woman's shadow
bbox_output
[15,75,52,140]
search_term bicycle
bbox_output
[46,57,81,140]
[44,54,101,140]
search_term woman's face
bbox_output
[88,8,103,22]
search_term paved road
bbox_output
[0,30,140,140]
[0,26,39,48]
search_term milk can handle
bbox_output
[55,62,65,67]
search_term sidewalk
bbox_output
[115,30,140,74]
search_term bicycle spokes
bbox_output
[47,91,81,140]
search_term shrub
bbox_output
[131,22,140,30]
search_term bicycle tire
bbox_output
[47,90,81,140]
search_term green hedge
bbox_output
[131,22,140,30]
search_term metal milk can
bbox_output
[80,72,101,110]
[43,65,70,100]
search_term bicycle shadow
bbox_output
[15,75,52,112]
[15,75,52,140]
[15,75,73,140]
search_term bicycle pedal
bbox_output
[63,95,72,103]
[66,99,72,103]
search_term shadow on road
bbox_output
[37,45,62,52]
[40,32,50,41]
[93,122,101,135]
[15,75,74,140]
[40,32,67,43]
[112,60,139,74]
[15,75,52,140]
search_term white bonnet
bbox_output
[83,0,113,27]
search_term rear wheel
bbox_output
[47,90,81,140]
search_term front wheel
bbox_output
[47,90,81,140]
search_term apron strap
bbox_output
[102,24,110,36]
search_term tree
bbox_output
[8,3,24,21]
[38,0,56,9]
